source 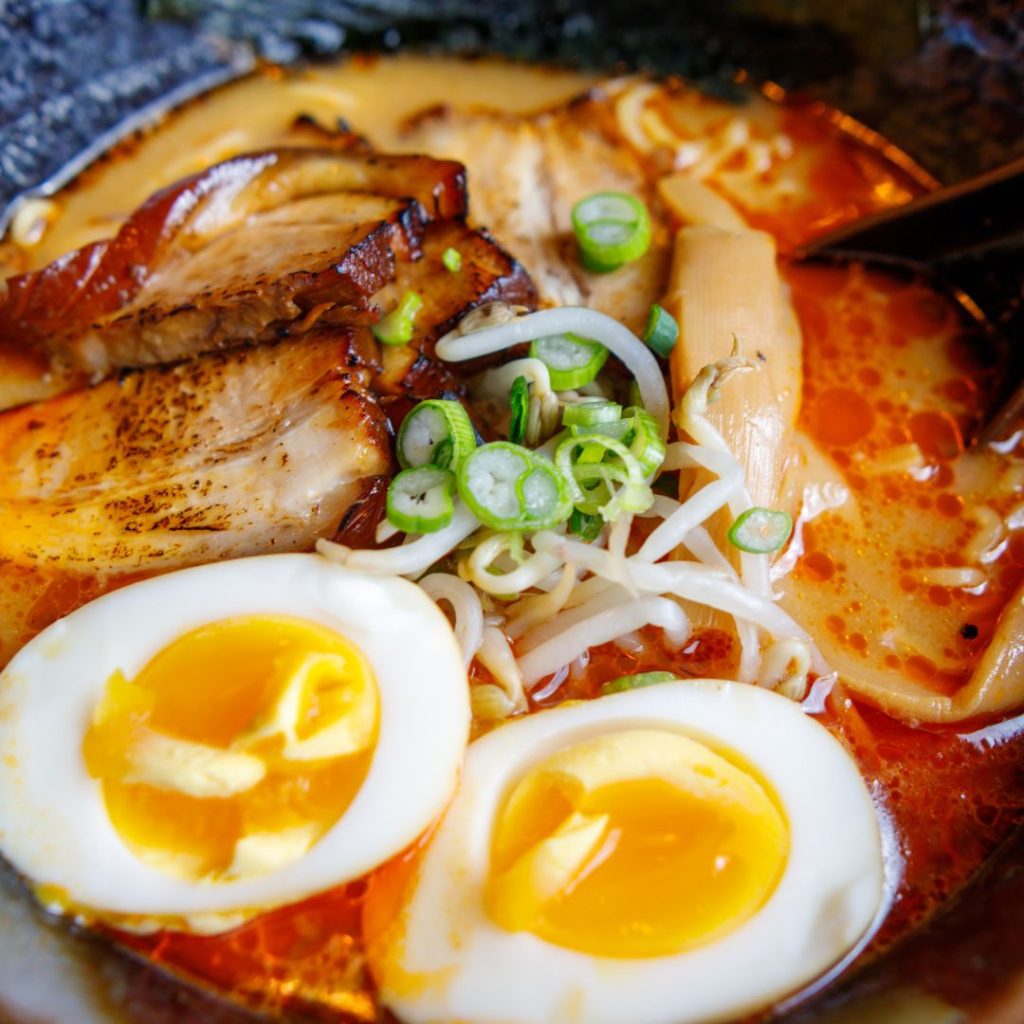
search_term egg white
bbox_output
[374,679,886,1024]
[0,553,469,924]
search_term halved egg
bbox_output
[0,553,469,933]
[367,679,886,1024]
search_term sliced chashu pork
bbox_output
[0,329,389,666]
[374,219,537,401]
[0,118,367,411]
[0,179,536,667]
[0,220,535,664]
[401,96,671,335]
[85,194,406,372]
[0,145,467,403]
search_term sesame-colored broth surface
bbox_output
[779,262,1021,702]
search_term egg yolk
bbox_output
[82,616,379,882]
[484,728,788,958]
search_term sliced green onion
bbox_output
[519,464,570,526]
[386,466,455,533]
[570,418,632,443]
[571,191,652,273]
[624,406,667,478]
[457,442,572,532]
[562,398,623,428]
[441,247,462,273]
[569,508,604,541]
[642,304,679,358]
[432,437,454,468]
[576,441,609,465]
[577,469,652,516]
[529,333,608,390]
[728,506,794,554]
[497,531,528,566]
[397,399,476,470]
[372,290,423,346]
[555,433,653,521]
[508,376,529,446]
[563,406,664,481]
[601,671,679,695]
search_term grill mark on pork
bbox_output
[0,331,390,666]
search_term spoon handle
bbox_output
[800,155,1024,264]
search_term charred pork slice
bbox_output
[401,220,537,339]
[0,146,467,398]
[0,330,389,666]
[78,205,399,373]
[373,220,537,401]
[402,97,671,334]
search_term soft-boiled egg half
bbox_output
[0,554,469,933]
[367,679,886,1024]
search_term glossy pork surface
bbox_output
[0,146,468,405]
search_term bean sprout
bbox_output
[505,564,578,639]
[758,639,812,700]
[463,534,563,596]
[636,472,742,564]
[476,626,528,715]
[419,573,485,668]
[316,503,478,577]
[518,583,636,654]
[519,596,690,687]
[437,307,670,437]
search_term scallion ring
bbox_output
[728,506,794,554]
[601,671,680,695]
[457,442,572,532]
[562,398,623,428]
[569,508,604,541]
[624,406,667,478]
[576,440,609,466]
[555,433,653,520]
[575,467,652,516]
[570,418,633,443]
[529,333,608,390]
[508,376,529,445]
[386,466,456,533]
[642,303,679,357]
[372,290,423,346]
[441,247,462,273]
[571,191,652,273]
[397,399,477,470]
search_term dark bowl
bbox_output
[1,2,1022,1022]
